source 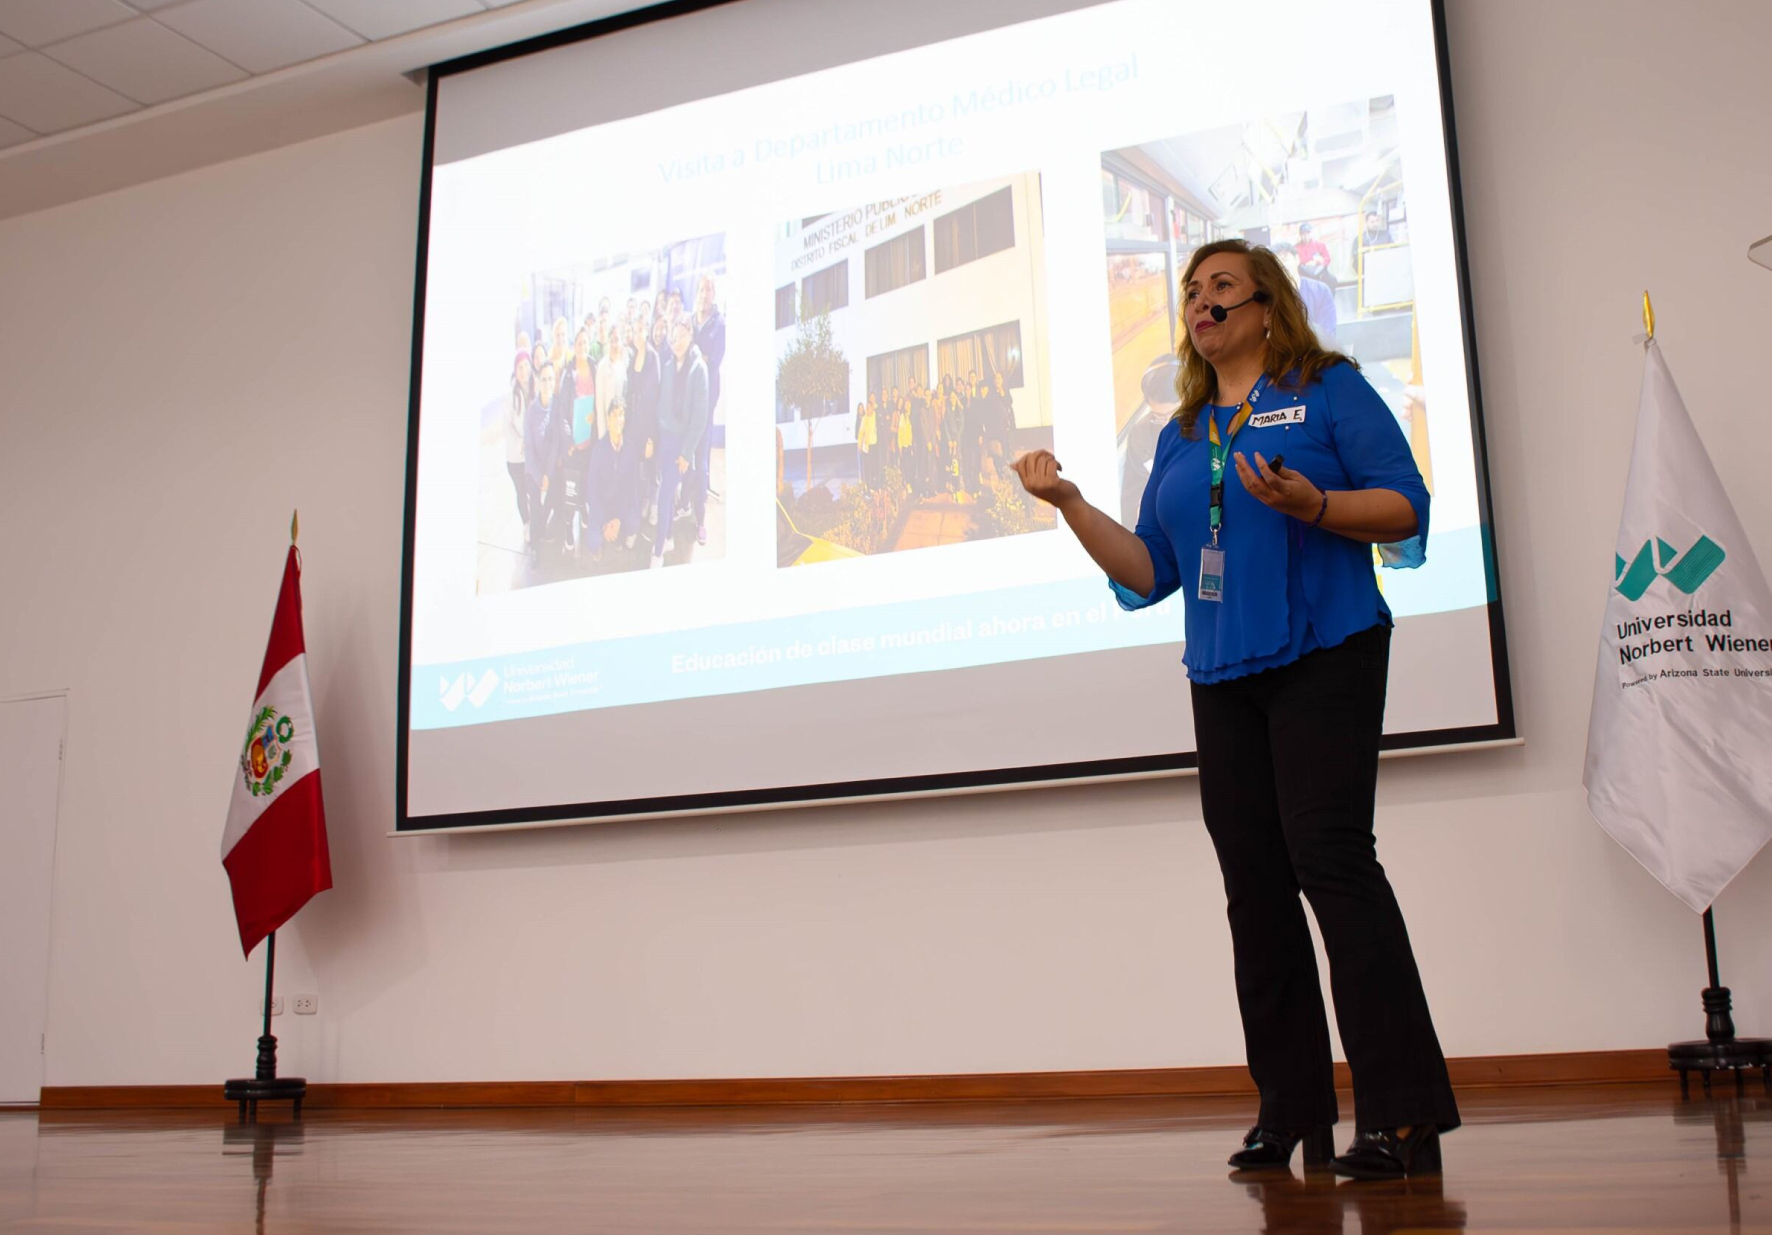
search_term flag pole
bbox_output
[1669,905,1770,1098]
[1703,909,1721,991]
[255,931,278,1080]
[251,516,294,1077]
[221,510,314,1124]
[225,931,306,1122]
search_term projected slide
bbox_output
[403,0,1508,826]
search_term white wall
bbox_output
[2,0,1770,1089]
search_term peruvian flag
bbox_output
[221,545,332,956]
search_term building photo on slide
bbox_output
[479,232,729,593]
[773,173,1056,567]
[1103,95,1434,538]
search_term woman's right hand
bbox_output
[1012,449,1081,509]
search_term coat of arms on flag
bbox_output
[242,708,296,796]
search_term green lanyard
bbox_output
[1205,375,1269,547]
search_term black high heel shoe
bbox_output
[1227,1125,1336,1171]
[1329,1125,1442,1179]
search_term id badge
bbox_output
[1198,545,1226,602]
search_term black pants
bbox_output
[1190,624,1459,1133]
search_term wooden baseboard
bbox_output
[36,1049,1672,1111]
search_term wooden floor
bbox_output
[2,1081,1768,1233]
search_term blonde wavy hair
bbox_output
[1173,239,1356,437]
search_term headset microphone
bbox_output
[1207,289,1270,323]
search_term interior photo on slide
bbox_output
[773,174,1056,566]
[479,234,728,593]
[1103,96,1433,540]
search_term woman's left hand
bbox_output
[1233,451,1323,522]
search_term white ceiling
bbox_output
[0,0,644,220]
[0,0,530,141]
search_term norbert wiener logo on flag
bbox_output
[1609,530,1741,668]
[1614,533,1726,600]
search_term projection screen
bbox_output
[398,0,1514,831]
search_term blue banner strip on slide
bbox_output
[412,525,1490,730]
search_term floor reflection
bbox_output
[1673,1091,1771,1235]
[3,1085,1766,1234]
[1233,1165,1468,1234]
[222,1121,303,1235]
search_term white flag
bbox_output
[1584,340,1772,911]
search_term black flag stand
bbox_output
[223,931,308,1123]
[1668,908,1772,1098]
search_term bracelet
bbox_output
[1309,492,1329,528]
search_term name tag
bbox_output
[1248,406,1306,429]
[1198,545,1225,602]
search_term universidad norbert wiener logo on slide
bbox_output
[439,669,500,712]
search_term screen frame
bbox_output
[394,0,1516,834]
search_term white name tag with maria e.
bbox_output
[1248,406,1306,429]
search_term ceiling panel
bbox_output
[0,32,23,54]
[0,112,33,147]
[153,0,363,75]
[0,0,134,48]
[0,0,657,221]
[301,0,484,42]
[46,18,247,106]
[0,51,136,132]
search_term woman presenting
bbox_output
[1013,240,1456,1179]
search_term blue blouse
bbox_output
[1112,361,1429,683]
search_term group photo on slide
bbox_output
[479,233,729,592]
[1102,95,1434,533]
[772,173,1056,566]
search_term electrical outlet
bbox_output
[291,994,318,1016]
[262,996,284,1017]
